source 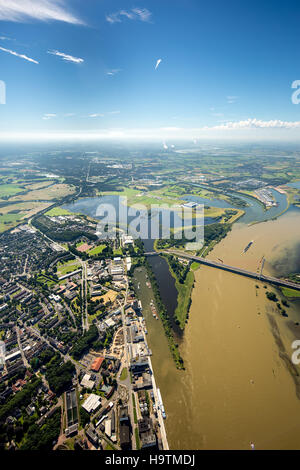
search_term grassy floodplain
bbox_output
[162,254,195,329]
[45,207,74,217]
[281,185,300,208]
[144,258,185,369]
[281,287,300,298]
[0,184,24,198]
[0,172,77,233]
[0,202,52,233]
[99,186,180,209]
[9,183,76,202]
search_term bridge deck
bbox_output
[145,250,300,292]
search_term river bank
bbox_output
[143,257,184,369]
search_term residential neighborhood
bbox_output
[0,221,168,451]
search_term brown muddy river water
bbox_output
[136,207,300,449]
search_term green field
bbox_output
[0,212,25,232]
[0,184,24,198]
[57,259,81,276]
[281,287,300,298]
[190,262,201,271]
[88,244,106,256]
[37,274,57,288]
[132,393,138,424]
[163,255,195,329]
[174,270,195,328]
[135,428,141,450]
[120,367,128,381]
[45,207,73,216]
[101,187,181,209]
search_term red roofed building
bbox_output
[12,379,26,392]
[90,357,104,372]
[47,390,55,401]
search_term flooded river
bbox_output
[186,185,289,224]
[142,206,300,449]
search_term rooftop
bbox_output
[82,394,101,414]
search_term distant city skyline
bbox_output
[1,0,300,141]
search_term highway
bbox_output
[145,250,300,292]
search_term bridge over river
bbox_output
[144,250,300,292]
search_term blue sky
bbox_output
[0,0,300,141]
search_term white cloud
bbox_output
[43,113,77,119]
[132,8,152,22]
[0,0,83,24]
[42,113,56,120]
[106,13,120,24]
[203,118,300,130]
[48,50,84,64]
[88,111,119,118]
[0,45,38,63]
[226,95,238,104]
[160,127,181,131]
[3,120,300,143]
[106,8,152,24]
[119,10,135,20]
[155,58,162,70]
[106,69,121,76]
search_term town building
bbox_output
[82,394,101,414]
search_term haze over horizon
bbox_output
[1,0,300,142]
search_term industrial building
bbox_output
[80,374,95,389]
[82,394,101,414]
